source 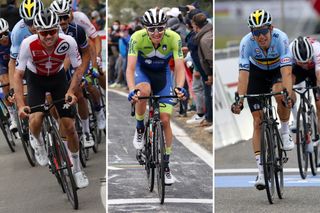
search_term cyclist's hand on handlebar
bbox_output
[6,88,15,103]
[65,93,77,105]
[231,102,244,114]
[128,89,140,103]
[174,87,188,100]
[19,106,30,119]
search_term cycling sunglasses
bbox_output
[59,14,70,21]
[0,31,9,40]
[146,26,166,33]
[24,19,34,27]
[38,28,58,37]
[252,28,270,37]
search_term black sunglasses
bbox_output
[24,19,33,27]
[59,14,70,21]
[252,28,270,37]
[0,31,9,40]
[146,26,166,33]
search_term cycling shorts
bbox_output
[26,68,76,118]
[247,63,283,112]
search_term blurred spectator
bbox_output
[0,0,20,31]
[108,20,121,83]
[91,10,105,31]
[167,16,187,46]
[192,13,213,130]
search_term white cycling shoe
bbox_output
[254,174,265,190]
[164,168,175,185]
[282,133,294,151]
[133,128,144,150]
[29,134,49,166]
[73,171,89,188]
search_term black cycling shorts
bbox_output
[26,68,76,118]
[293,64,319,101]
[247,63,283,112]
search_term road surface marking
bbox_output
[108,198,213,205]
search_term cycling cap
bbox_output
[292,36,314,63]
[247,9,272,28]
[50,0,71,15]
[0,18,9,34]
[19,0,44,20]
[142,8,167,27]
[33,8,60,30]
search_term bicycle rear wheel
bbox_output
[274,127,284,199]
[296,106,309,179]
[261,123,275,204]
[0,120,15,152]
[17,117,36,166]
[52,126,78,209]
[155,121,165,204]
[309,107,318,176]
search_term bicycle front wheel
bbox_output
[154,121,165,204]
[17,117,36,166]
[52,126,78,209]
[144,122,154,192]
[309,107,318,176]
[274,127,284,199]
[261,123,275,204]
[296,106,309,179]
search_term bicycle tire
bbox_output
[296,106,309,179]
[79,139,87,168]
[144,120,154,192]
[0,120,15,152]
[87,97,99,153]
[155,121,165,204]
[261,123,275,204]
[52,125,78,209]
[274,127,284,199]
[309,107,318,176]
[46,132,65,193]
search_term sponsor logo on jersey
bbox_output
[145,59,152,64]
[273,33,279,38]
[162,44,167,51]
[177,40,182,58]
[255,48,261,54]
[281,57,291,64]
[239,63,250,69]
[32,50,47,57]
[55,41,70,55]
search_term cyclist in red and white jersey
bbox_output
[13,8,89,188]
[290,36,320,134]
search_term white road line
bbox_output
[215,168,303,174]
[109,89,213,168]
[108,198,213,205]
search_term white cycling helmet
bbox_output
[292,36,314,63]
[142,8,167,27]
[50,0,71,15]
[19,0,44,20]
[247,9,272,28]
[0,18,9,34]
[33,8,60,30]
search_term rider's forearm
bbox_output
[8,58,16,89]
[174,59,186,88]
[68,68,82,94]
[237,70,249,96]
[13,70,24,108]
[280,66,293,96]
[88,39,98,68]
[94,36,102,57]
[316,70,320,86]
[126,56,137,91]
[79,47,91,74]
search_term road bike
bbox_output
[235,90,289,204]
[29,98,78,209]
[293,80,319,179]
[131,94,177,204]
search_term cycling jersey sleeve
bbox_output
[15,37,31,72]
[238,35,251,71]
[74,11,98,39]
[127,31,139,57]
[10,29,21,59]
[172,32,183,60]
[77,25,88,49]
[278,33,292,67]
[66,36,82,68]
[312,40,320,72]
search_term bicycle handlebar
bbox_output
[25,96,72,114]
[235,89,289,105]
